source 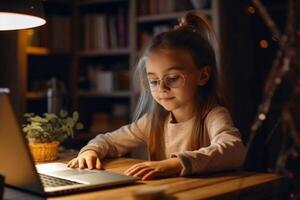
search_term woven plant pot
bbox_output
[29,141,60,162]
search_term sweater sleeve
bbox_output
[78,114,149,159]
[171,107,246,176]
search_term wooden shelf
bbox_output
[26,47,69,56]
[78,90,131,98]
[26,91,47,100]
[26,47,49,55]
[78,48,131,57]
[137,10,212,23]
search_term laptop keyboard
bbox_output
[39,173,82,187]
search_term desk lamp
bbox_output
[0,0,46,31]
[0,1,46,198]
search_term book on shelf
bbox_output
[49,15,71,52]
[114,70,130,91]
[117,7,128,48]
[108,16,118,49]
[84,65,129,92]
[27,25,49,48]
[83,8,128,50]
[27,15,70,51]
[86,66,113,92]
[138,0,210,16]
[95,70,113,92]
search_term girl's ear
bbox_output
[198,66,211,86]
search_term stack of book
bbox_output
[83,8,128,50]
[138,0,211,15]
[27,15,70,51]
[49,16,71,51]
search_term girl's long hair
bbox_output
[133,12,223,160]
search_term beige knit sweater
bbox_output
[79,106,246,176]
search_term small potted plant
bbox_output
[23,110,83,162]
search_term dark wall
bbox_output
[220,0,299,172]
[220,1,260,141]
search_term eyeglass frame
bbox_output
[147,72,192,92]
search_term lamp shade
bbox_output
[0,0,46,31]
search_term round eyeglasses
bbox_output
[148,73,187,91]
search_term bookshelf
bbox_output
[70,0,132,141]
[22,1,72,115]
[14,0,221,145]
[70,0,221,143]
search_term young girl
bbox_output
[68,12,246,180]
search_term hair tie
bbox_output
[175,18,197,33]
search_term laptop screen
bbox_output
[0,91,45,195]
[0,91,139,197]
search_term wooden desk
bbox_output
[5,152,284,200]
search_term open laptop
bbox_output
[0,89,139,196]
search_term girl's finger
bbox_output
[126,165,148,176]
[125,164,146,175]
[124,163,144,174]
[72,160,79,168]
[67,158,75,167]
[68,158,78,168]
[133,167,153,178]
[142,170,158,181]
[85,156,94,169]
[95,158,101,170]
[78,157,86,169]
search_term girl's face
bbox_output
[145,49,209,119]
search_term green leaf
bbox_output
[44,113,57,120]
[66,117,74,127]
[22,110,84,143]
[72,111,79,122]
[30,116,48,123]
[75,122,84,130]
[24,113,34,118]
[60,110,68,118]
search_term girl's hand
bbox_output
[124,158,182,180]
[67,150,102,170]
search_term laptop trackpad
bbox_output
[46,169,95,177]
[47,169,131,184]
[69,172,132,184]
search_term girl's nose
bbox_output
[158,80,169,92]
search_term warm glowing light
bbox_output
[274,77,281,84]
[0,12,46,31]
[246,6,256,14]
[258,113,266,121]
[27,29,34,36]
[259,40,269,48]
